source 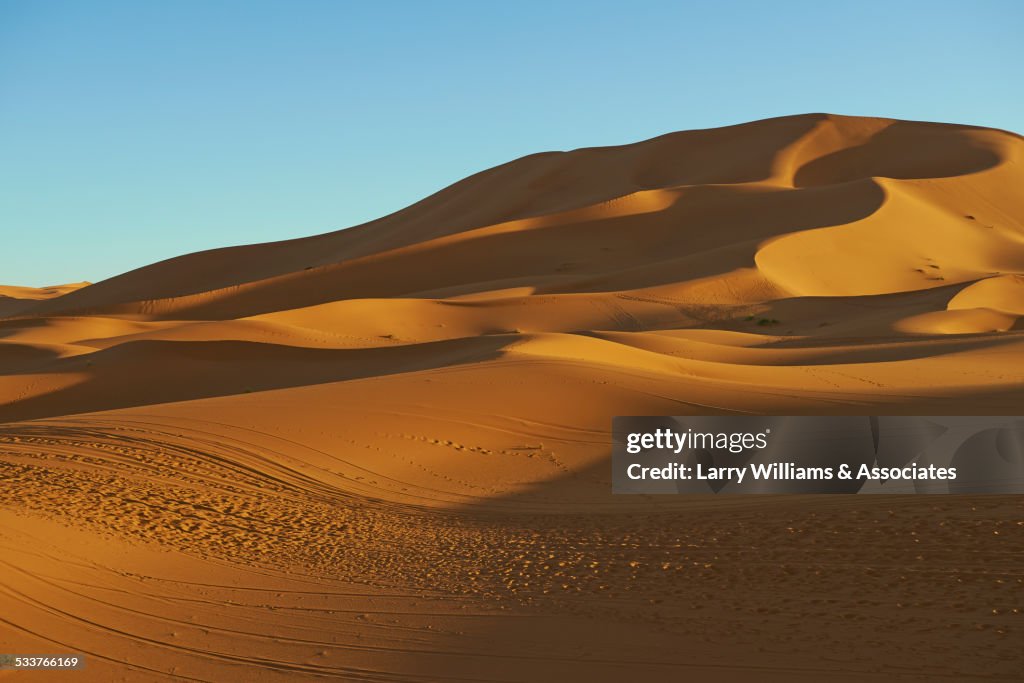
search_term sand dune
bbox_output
[0,282,90,318]
[2,114,1023,681]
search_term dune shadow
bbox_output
[0,342,65,373]
[794,120,1003,187]
[0,336,511,424]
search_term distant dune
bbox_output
[0,281,89,318]
[2,114,1022,681]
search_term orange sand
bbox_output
[1,114,1022,681]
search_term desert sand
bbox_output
[1,114,1022,681]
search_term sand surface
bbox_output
[2,114,1022,680]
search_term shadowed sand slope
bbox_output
[2,114,1023,681]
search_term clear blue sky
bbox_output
[2,1,1022,286]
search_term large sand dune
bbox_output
[2,114,1023,681]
